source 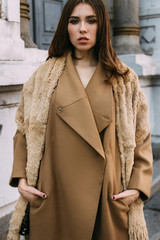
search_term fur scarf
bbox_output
[8,54,150,240]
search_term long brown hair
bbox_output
[47,0,128,77]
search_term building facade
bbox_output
[0,0,160,225]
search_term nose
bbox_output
[79,21,87,34]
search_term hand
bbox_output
[111,189,140,206]
[18,178,47,203]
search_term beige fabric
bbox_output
[8,53,152,240]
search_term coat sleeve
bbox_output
[127,133,153,201]
[9,130,27,187]
[127,90,153,201]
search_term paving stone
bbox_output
[145,209,160,239]
[150,232,160,240]
[151,160,160,196]
[145,191,160,211]
[0,213,11,240]
[0,230,8,240]
[144,190,160,240]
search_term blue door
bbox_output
[29,0,67,50]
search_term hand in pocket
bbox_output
[18,178,47,202]
[111,189,140,206]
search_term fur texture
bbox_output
[112,65,150,240]
[8,55,150,240]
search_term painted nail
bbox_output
[43,194,46,199]
[112,195,115,200]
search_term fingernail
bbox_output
[112,195,115,200]
[43,194,46,199]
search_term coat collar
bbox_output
[85,60,113,133]
[55,52,112,159]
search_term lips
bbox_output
[78,37,89,41]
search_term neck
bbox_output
[73,49,98,68]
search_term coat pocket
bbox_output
[117,198,130,212]
[30,195,43,208]
[110,198,129,231]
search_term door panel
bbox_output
[32,0,66,50]
[44,1,61,32]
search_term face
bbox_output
[68,3,98,54]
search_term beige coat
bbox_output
[8,52,153,240]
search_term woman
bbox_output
[8,0,153,239]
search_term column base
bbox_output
[114,35,143,54]
[21,32,37,48]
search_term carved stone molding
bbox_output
[140,26,156,55]
[141,26,155,43]
[114,25,141,36]
[20,0,30,19]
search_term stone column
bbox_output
[20,0,37,48]
[113,0,142,54]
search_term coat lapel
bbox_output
[55,52,105,159]
[85,61,113,133]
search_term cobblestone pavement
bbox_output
[0,213,10,240]
[145,190,160,240]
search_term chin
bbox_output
[75,46,94,52]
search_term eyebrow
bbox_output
[69,15,97,19]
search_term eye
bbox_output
[88,19,97,24]
[69,19,79,24]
